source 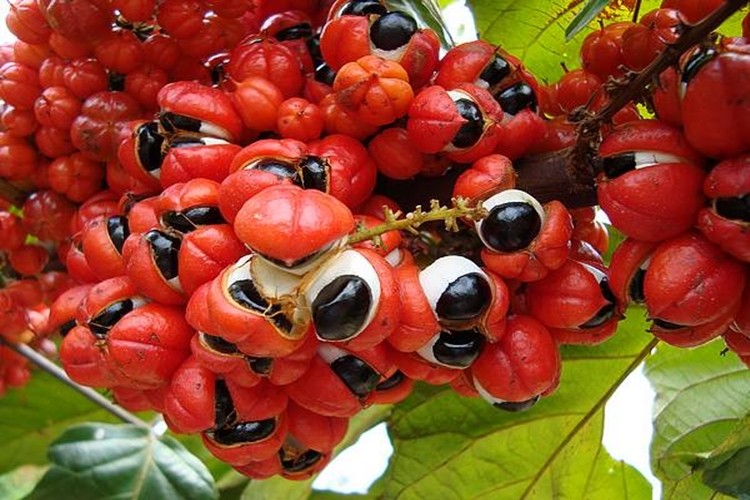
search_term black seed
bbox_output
[274,23,313,41]
[163,206,224,233]
[160,111,202,134]
[202,334,239,355]
[145,230,181,280]
[169,135,204,147]
[314,63,336,86]
[436,273,491,321]
[209,418,276,445]
[601,153,636,179]
[652,318,685,330]
[254,158,300,182]
[376,370,405,391]
[681,47,717,85]
[210,61,227,87]
[494,82,537,115]
[214,379,236,429]
[716,195,750,223]
[307,35,323,63]
[89,299,134,338]
[341,0,387,17]
[330,355,380,397]
[279,448,323,473]
[106,215,129,254]
[136,122,165,172]
[494,395,539,412]
[452,98,484,149]
[629,267,647,304]
[580,279,617,329]
[369,11,417,51]
[479,54,512,88]
[59,319,76,337]
[313,276,371,341]
[108,72,125,92]
[298,155,329,192]
[227,279,294,334]
[432,328,485,368]
[247,357,273,375]
[481,201,541,253]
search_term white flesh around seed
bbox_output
[251,255,304,300]
[619,151,688,169]
[302,249,381,341]
[415,332,465,370]
[317,344,350,365]
[473,376,506,405]
[580,262,607,284]
[474,189,545,251]
[225,254,253,289]
[418,255,488,318]
[384,248,403,267]
[198,122,233,142]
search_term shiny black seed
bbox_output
[479,55,511,88]
[452,98,484,149]
[376,370,405,391]
[275,23,313,41]
[298,155,329,192]
[279,448,323,473]
[210,418,276,445]
[89,299,134,338]
[136,122,166,172]
[247,357,273,375]
[108,72,125,92]
[202,334,239,355]
[313,276,371,341]
[369,11,417,51]
[494,395,539,412]
[330,355,380,397]
[494,82,537,115]
[254,158,300,182]
[106,215,129,254]
[59,319,76,337]
[307,36,323,63]
[629,267,647,304]
[314,63,336,86]
[341,0,387,17]
[652,318,685,330]
[602,153,636,179]
[160,111,202,134]
[681,48,717,85]
[580,279,617,329]
[481,201,541,253]
[162,206,224,233]
[145,230,181,280]
[227,279,294,334]
[210,61,227,86]
[436,273,491,321]
[432,328,485,368]
[716,195,750,223]
[214,379,236,429]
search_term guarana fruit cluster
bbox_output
[0,0,747,480]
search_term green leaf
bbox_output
[0,372,125,473]
[700,416,750,498]
[372,308,655,499]
[565,0,609,40]
[29,423,217,500]
[0,465,47,500]
[646,340,750,498]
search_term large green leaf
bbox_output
[646,341,750,499]
[369,309,655,499]
[0,465,47,500]
[29,423,217,500]
[0,372,123,472]
[701,415,750,499]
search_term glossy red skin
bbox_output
[368,127,425,180]
[234,185,355,266]
[0,291,27,340]
[202,260,307,358]
[608,238,658,308]
[652,303,739,347]
[13,40,49,70]
[9,244,49,276]
[126,197,160,233]
[580,22,633,81]
[190,333,262,389]
[482,200,573,282]
[124,65,169,113]
[158,81,243,142]
[681,41,750,159]
[33,85,81,129]
[142,33,181,71]
[2,105,39,138]
[229,138,308,174]
[155,0,205,39]
[48,153,104,203]
[77,276,140,325]
[112,386,156,413]
[661,0,723,24]
[38,0,113,41]
[6,0,52,45]
[71,91,143,162]
[307,134,377,209]
[22,190,76,242]
[494,109,547,160]
[470,314,561,403]
[696,155,750,262]
[724,329,750,361]
[48,32,93,59]
[319,93,380,140]
[35,125,76,158]
[0,211,26,251]
[453,154,516,202]
[219,169,293,224]
[70,190,119,234]
[388,348,461,385]
[161,141,240,188]
[228,37,304,99]
[62,58,108,99]
[598,119,705,163]
[80,215,126,280]
[65,237,99,283]
[622,9,684,71]
[4,278,43,309]
[0,62,42,110]
[731,277,750,335]
[645,231,747,327]
[163,356,218,434]
[60,325,118,388]
[652,67,682,127]
[202,412,288,467]
[93,28,144,74]
[113,0,155,22]
[232,76,285,132]
[276,97,324,142]
[286,400,347,452]
[107,303,194,389]
[0,131,39,181]
[156,178,221,227]
[178,224,248,296]
[570,209,609,256]
[116,122,164,192]
[122,230,186,306]
[47,284,92,335]
[319,15,370,71]
[387,261,439,353]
